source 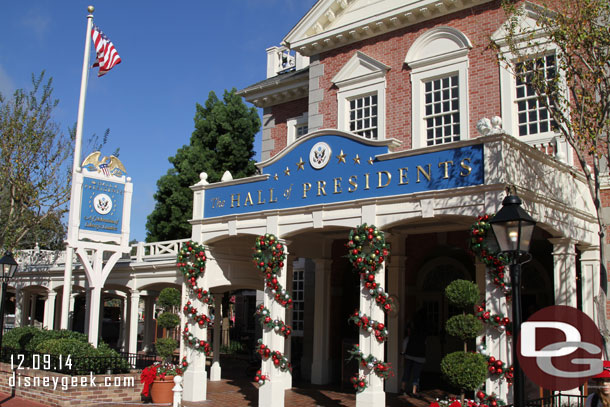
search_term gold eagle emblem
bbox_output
[81,151,127,177]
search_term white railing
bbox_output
[13,238,190,270]
[131,238,190,263]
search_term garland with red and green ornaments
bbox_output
[176,241,213,360]
[346,224,394,392]
[251,234,293,385]
[349,311,388,342]
[346,224,395,313]
[466,215,516,405]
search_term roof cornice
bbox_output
[284,0,493,57]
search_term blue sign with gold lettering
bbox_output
[80,177,124,234]
[203,135,483,218]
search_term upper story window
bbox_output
[405,27,472,149]
[424,75,460,146]
[332,51,389,140]
[287,112,308,145]
[514,54,557,137]
[349,94,378,139]
[493,3,571,164]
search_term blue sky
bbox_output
[0,1,317,243]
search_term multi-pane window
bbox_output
[515,54,557,136]
[424,75,460,146]
[296,124,308,138]
[292,270,304,335]
[349,94,378,139]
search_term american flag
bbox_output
[91,25,121,77]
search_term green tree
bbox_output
[0,72,71,251]
[146,88,260,241]
[492,0,610,341]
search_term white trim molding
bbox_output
[406,27,471,150]
[332,51,389,140]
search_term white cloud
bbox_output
[0,64,15,98]
[20,8,51,41]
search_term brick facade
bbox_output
[268,97,308,158]
[0,363,140,407]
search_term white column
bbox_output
[259,245,289,407]
[356,261,386,407]
[43,291,57,330]
[129,290,140,355]
[578,245,600,323]
[311,258,332,384]
[22,293,30,326]
[69,293,76,330]
[550,238,577,307]
[210,294,223,381]
[483,260,510,402]
[60,246,74,329]
[87,286,102,347]
[30,294,37,325]
[183,277,208,402]
[118,296,128,351]
[84,289,91,335]
[14,288,22,328]
[385,233,405,393]
[143,296,155,352]
[283,257,294,390]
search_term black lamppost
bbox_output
[489,193,536,407]
[0,252,19,353]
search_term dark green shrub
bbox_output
[35,338,130,374]
[440,351,487,392]
[445,314,483,342]
[445,279,480,309]
[2,326,41,351]
[158,287,181,310]
[157,312,180,330]
[155,338,178,361]
[25,329,88,352]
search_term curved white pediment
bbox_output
[405,26,472,69]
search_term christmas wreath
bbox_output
[177,241,207,286]
[469,215,510,295]
[346,224,390,274]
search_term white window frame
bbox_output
[406,27,471,150]
[291,267,305,337]
[338,81,385,140]
[411,60,469,149]
[332,51,389,140]
[287,112,308,145]
[498,45,571,164]
[493,3,572,164]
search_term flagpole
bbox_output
[60,5,94,330]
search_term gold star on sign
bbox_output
[296,158,305,170]
[273,173,279,181]
[284,167,291,176]
[337,150,347,164]
[353,154,361,164]
[368,156,374,165]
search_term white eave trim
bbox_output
[285,0,493,56]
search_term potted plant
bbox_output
[143,287,182,403]
[140,361,184,404]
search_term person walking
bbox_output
[400,312,427,397]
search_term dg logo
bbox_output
[518,305,603,391]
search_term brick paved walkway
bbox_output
[0,392,49,406]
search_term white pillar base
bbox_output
[356,388,386,407]
[210,362,221,381]
[259,377,285,407]
[183,367,207,402]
